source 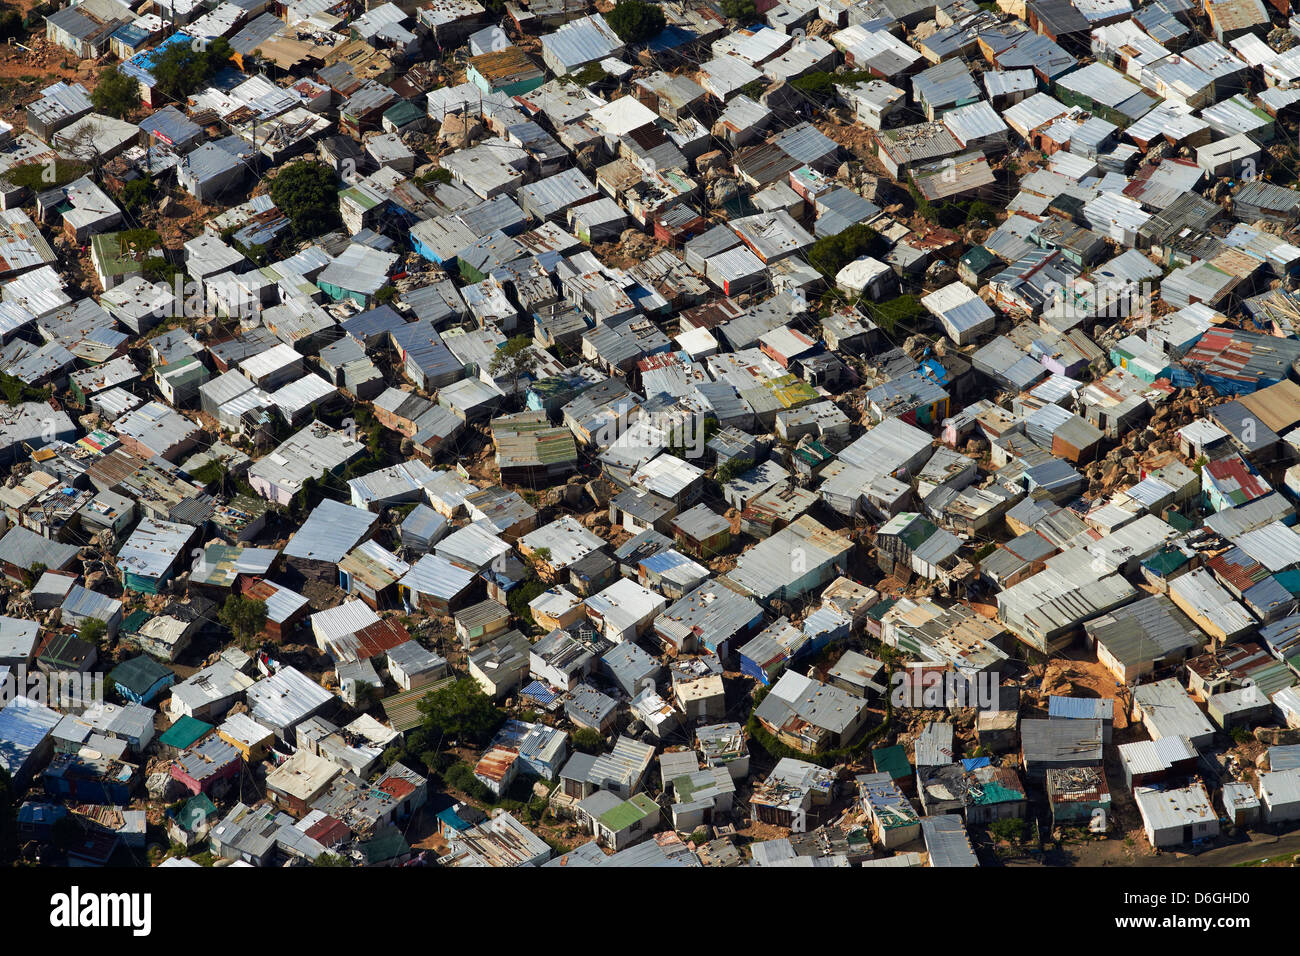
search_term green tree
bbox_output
[142,255,182,285]
[77,618,107,646]
[0,373,48,404]
[490,335,539,396]
[269,160,342,241]
[606,0,666,43]
[417,678,505,747]
[569,63,611,87]
[92,67,140,119]
[152,36,233,101]
[4,159,89,192]
[443,760,494,801]
[720,0,757,19]
[507,575,546,630]
[219,594,267,650]
[792,69,875,98]
[869,294,926,334]
[807,224,886,279]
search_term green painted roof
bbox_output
[159,716,213,750]
[109,655,173,696]
[360,828,409,864]
[175,793,217,830]
[865,598,899,622]
[383,100,424,127]
[1143,545,1189,575]
[39,633,94,668]
[872,744,912,780]
[961,245,997,270]
[599,792,657,831]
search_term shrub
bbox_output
[807,224,886,279]
[418,166,452,186]
[568,63,610,86]
[5,159,90,191]
[119,178,156,214]
[0,372,50,404]
[570,728,605,754]
[142,256,183,285]
[715,456,753,486]
[989,818,1027,844]
[443,761,493,802]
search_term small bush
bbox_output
[807,224,886,279]
[989,818,1027,844]
[444,761,493,802]
[570,728,604,754]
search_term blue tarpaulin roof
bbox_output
[121,32,191,88]
[521,680,559,706]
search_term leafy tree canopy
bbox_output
[417,678,505,747]
[490,334,539,392]
[720,0,756,19]
[269,160,342,240]
[77,618,107,646]
[868,294,926,334]
[152,36,233,102]
[807,224,886,279]
[4,159,89,192]
[92,67,140,119]
[219,595,267,649]
[606,0,666,43]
